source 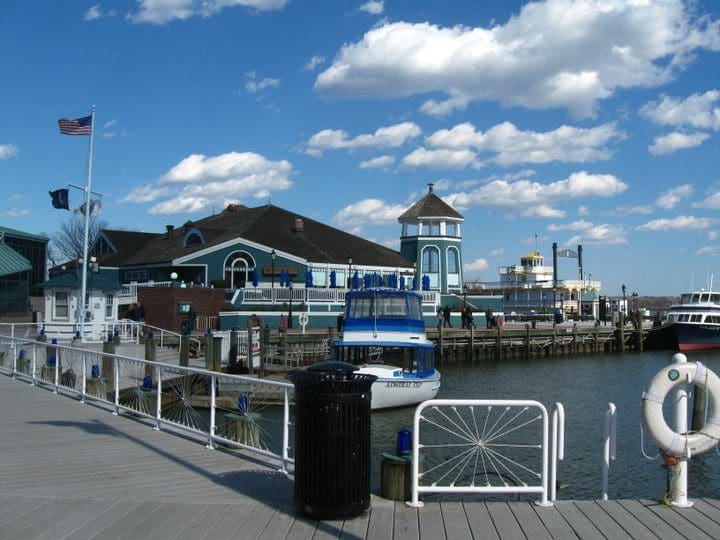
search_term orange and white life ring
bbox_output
[641,361,720,457]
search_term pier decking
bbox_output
[2,374,720,539]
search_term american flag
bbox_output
[58,115,92,135]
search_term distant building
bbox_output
[470,248,602,318]
[0,226,48,318]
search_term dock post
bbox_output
[229,329,238,368]
[205,330,214,371]
[524,324,530,360]
[619,313,625,353]
[213,336,222,372]
[573,323,578,355]
[495,325,502,360]
[102,338,116,391]
[144,334,156,378]
[636,322,644,352]
[438,325,444,364]
[179,336,189,367]
[551,324,557,357]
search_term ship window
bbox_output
[701,294,710,303]
[376,296,408,317]
[691,314,702,322]
[679,314,689,322]
[691,294,700,302]
[712,294,720,303]
[348,296,372,318]
[681,294,692,303]
[408,296,422,320]
[667,314,676,322]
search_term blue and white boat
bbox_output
[332,288,441,410]
[660,289,720,352]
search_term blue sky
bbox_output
[2,0,720,296]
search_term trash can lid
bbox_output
[306,360,357,374]
[287,360,377,384]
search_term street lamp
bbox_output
[270,249,276,288]
[621,284,627,314]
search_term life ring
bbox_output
[641,361,720,456]
[298,313,309,326]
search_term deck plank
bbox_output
[339,511,370,539]
[2,497,88,540]
[62,500,143,540]
[508,501,553,539]
[32,499,125,540]
[573,500,632,539]
[364,498,393,540]
[393,502,420,540]
[641,499,714,540]
[484,502,524,540]
[417,502,446,539]
[596,500,659,540]
[617,500,685,539]
[553,501,603,539]
[532,504,578,539]
[461,502,499,539]
[439,502,473,539]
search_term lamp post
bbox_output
[271,249,276,288]
[348,256,352,289]
[621,284,627,314]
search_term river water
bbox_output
[370,350,720,501]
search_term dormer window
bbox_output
[182,228,206,247]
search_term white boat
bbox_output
[333,288,441,410]
[658,290,720,352]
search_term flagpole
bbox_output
[78,105,95,337]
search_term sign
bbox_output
[250,326,261,368]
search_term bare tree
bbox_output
[51,215,108,265]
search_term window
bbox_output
[124,270,148,282]
[422,247,440,289]
[54,291,69,319]
[446,223,457,236]
[105,294,114,319]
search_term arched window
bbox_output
[446,248,460,287]
[422,246,440,289]
[224,251,255,289]
[183,228,206,247]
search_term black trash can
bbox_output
[288,361,377,520]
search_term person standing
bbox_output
[442,305,452,327]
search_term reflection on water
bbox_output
[371,350,720,500]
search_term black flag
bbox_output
[49,188,69,210]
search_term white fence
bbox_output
[0,335,294,473]
[409,399,564,507]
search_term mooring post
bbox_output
[670,353,693,507]
[524,324,530,360]
[573,323,578,355]
[619,313,625,353]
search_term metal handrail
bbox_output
[0,335,294,473]
[602,402,617,500]
[551,402,565,501]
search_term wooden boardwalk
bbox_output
[2,375,720,539]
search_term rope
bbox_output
[639,423,662,461]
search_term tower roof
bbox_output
[398,184,463,221]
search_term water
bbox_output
[370,350,720,501]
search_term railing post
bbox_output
[155,365,162,431]
[280,387,290,475]
[602,403,617,500]
[670,353,692,507]
[81,351,87,403]
[113,359,120,415]
[207,373,216,449]
[551,403,565,502]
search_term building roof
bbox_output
[398,184,464,221]
[0,242,32,277]
[94,229,163,266]
[119,204,413,268]
[37,270,123,290]
[0,225,49,243]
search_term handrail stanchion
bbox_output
[207,373,216,449]
[113,358,120,415]
[281,387,290,474]
[53,347,60,393]
[10,339,17,377]
[602,402,617,500]
[31,342,37,385]
[551,402,565,502]
[155,365,162,431]
[408,403,424,507]
[671,354,692,507]
[81,351,87,403]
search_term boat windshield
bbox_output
[346,293,422,321]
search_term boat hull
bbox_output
[677,324,720,352]
[368,370,441,410]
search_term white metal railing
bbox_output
[408,399,552,507]
[602,402,617,500]
[0,322,41,340]
[0,335,294,473]
[551,402,565,502]
[240,286,440,307]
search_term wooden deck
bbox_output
[2,374,720,539]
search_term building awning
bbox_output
[0,243,32,277]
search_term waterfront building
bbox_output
[0,226,48,318]
[469,248,603,318]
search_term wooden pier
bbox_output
[3,370,720,539]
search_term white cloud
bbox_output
[641,90,720,130]
[521,205,565,218]
[549,219,626,245]
[636,215,715,232]
[655,184,694,210]
[445,171,628,215]
[316,1,720,118]
[402,148,478,169]
[464,258,489,272]
[332,198,408,230]
[694,189,720,210]
[708,231,718,241]
[244,72,281,93]
[648,131,710,155]
[0,144,18,160]
[128,0,287,24]
[359,1,384,15]
[696,246,720,256]
[419,93,470,118]
[305,122,420,156]
[422,121,622,167]
[122,151,292,215]
[3,208,30,218]
[548,220,594,232]
[359,155,395,169]
[303,55,325,71]
[85,5,103,20]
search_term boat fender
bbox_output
[641,361,720,457]
[298,313,309,326]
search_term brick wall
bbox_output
[137,287,229,333]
